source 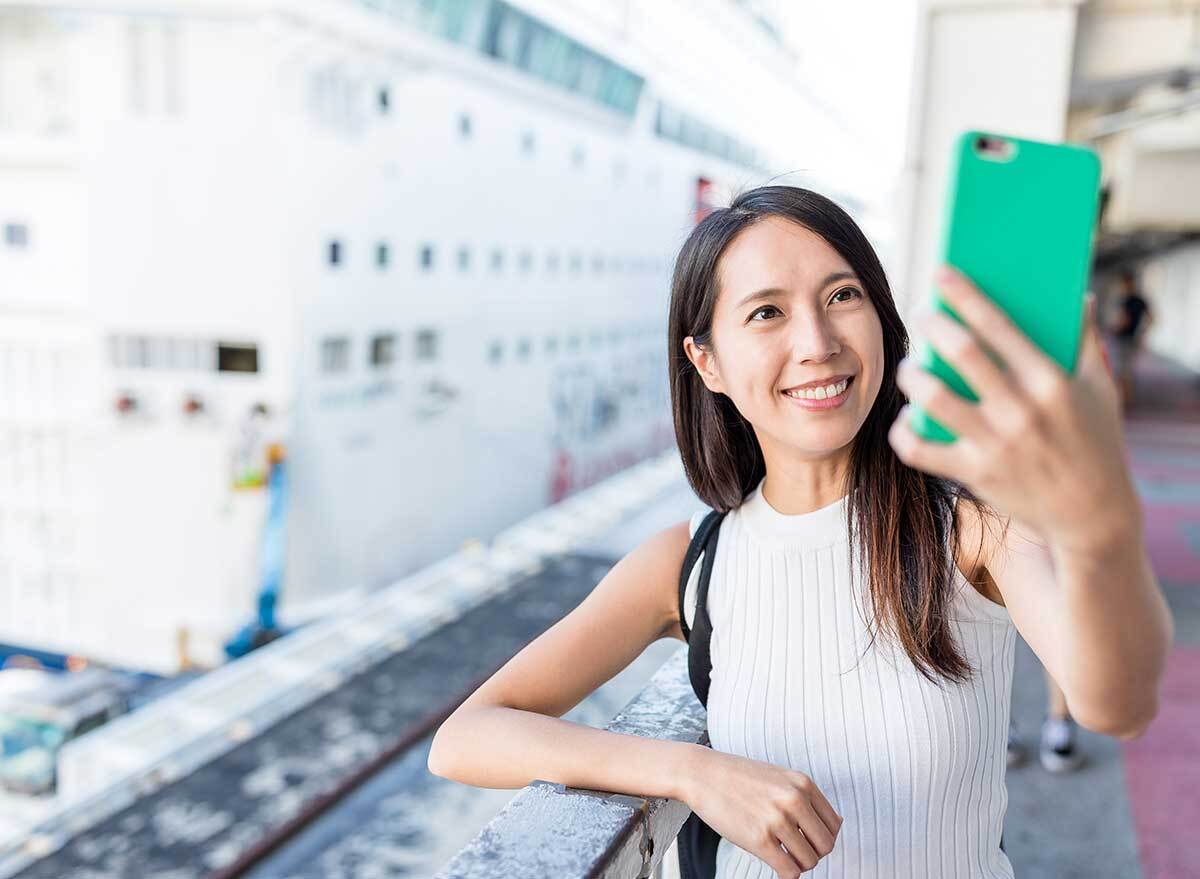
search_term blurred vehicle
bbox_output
[0,668,134,796]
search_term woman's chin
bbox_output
[781,423,860,457]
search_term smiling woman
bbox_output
[660,185,1170,878]
[428,185,1171,879]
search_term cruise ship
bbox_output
[0,0,869,673]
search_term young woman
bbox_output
[427,186,1173,878]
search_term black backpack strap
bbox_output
[677,510,720,642]
[677,509,725,709]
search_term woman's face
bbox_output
[685,216,885,460]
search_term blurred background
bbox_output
[0,0,1197,876]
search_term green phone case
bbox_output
[910,130,1101,443]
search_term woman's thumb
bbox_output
[1078,292,1112,378]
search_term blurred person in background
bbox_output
[1006,673,1085,773]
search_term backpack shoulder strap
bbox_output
[677,509,726,708]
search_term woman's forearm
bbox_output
[428,703,706,802]
[1051,525,1174,738]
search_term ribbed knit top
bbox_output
[683,475,1017,878]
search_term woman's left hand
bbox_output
[889,264,1141,555]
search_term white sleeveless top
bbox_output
[683,476,1017,879]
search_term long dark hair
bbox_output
[668,185,998,685]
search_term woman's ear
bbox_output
[683,336,725,395]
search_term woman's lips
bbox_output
[780,375,854,410]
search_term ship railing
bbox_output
[432,646,706,879]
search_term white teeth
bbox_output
[784,378,849,400]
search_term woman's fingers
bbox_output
[896,356,983,441]
[773,820,819,873]
[934,264,1061,397]
[888,404,973,480]
[1077,293,1118,392]
[804,782,844,840]
[918,307,1018,406]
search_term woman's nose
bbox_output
[791,313,841,364]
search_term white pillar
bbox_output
[894,0,1086,318]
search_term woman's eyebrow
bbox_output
[733,271,859,310]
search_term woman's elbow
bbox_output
[1076,698,1159,742]
[427,725,457,779]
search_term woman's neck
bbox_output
[760,449,851,515]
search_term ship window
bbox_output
[419,244,435,270]
[111,335,145,368]
[163,338,184,368]
[218,342,259,374]
[477,4,642,115]
[320,337,349,373]
[518,250,533,273]
[545,251,559,272]
[591,254,604,274]
[544,336,558,355]
[415,328,438,361]
[571,145,585,167]
[457,246,471,271]
[370,334,396,368]
[516,338,531,361]
[378,86,390,114]
[492,8,526,64]
[376,242,390,269]
[568,335,580,352]
[490,248,504,272]
[521,130,535,154]
[568,253,582,273]
[459,112,472,138]
[4,223,29,248]
[121,335,163,369]
[655,99,763,172]
[327,240,342,266]
[175,338,204,369]
[589,332,601,348]
[488,339,503,364]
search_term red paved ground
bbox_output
[1123,648,1200,879]
[1117,352,1200,879]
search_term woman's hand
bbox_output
[681,747,842,877]
[889,264,1140,554]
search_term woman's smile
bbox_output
[780,375,855,410]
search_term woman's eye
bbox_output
[831,286,862,304]
[749,305,780,321]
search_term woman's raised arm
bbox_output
[890,265,1174,740]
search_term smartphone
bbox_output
[909,130,1102,443]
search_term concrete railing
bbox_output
[434,646,708,879]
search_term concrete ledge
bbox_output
[434,646,707,879]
